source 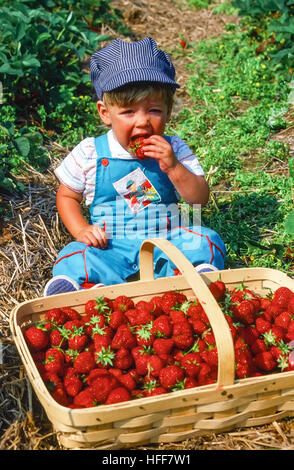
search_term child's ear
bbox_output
[96,101,111,126]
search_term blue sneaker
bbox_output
[195,263,219,273]
[44,275,81,296]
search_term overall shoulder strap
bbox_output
[94,133,111,159]
[163,135,172,145]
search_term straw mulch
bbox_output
[1,0,294,451]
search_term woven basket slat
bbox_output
[114,412,169,429]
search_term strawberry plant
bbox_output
[0,0,128,195]
[166,8,294,272]
[232,0,294,68]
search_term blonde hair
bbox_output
[102,83,174,114]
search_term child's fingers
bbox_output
[92,225,108,248]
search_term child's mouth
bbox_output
[129,134,150,143]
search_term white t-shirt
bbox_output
[54,129,204,206]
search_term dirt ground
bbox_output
[1,0,294,452]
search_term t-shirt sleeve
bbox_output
[170,136,205,176]
[54,138,96,194]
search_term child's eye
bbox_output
[150,108,162,113]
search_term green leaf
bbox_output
[14,137,30,157]
[285,211,294,235]
[22,57,41,68]
[15,22,26,41]
[289,158,294,181]
[0,63,23,76]
[36,32,51,45]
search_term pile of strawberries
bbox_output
[23,280,294,409]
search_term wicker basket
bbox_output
[9,238,294,449]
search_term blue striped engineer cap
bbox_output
[90,37,180,100]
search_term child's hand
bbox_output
[142,135,178,174]
[76,225,108,249]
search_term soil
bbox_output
[1,0,294,452]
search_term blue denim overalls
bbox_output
[53,134,226,286]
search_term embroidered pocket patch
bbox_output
[113,168,161,213]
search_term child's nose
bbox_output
[136,111,150,128]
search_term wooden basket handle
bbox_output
[139,238,235,387]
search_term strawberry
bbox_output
[153,338,174,356]
[209,280,226,300]
[64,375,83,397]
[274,311,292,330]
[135,323,155,347]
[160,291,181,314]
[49,328,68,349]
[83,313,105,335]
[272,287,293,309]
[253,351,277,372]
[263,327,284,347]
[90,375,114,403]
[202,328,216,347]
[73,387,97,408]
[44,347,65,376]
[73,350,96,374]
[64,348,79,364]
[84,296,113,317]
[197,363,215,386]
[259,298,272,311]
[105,387,131,405]
[111,324,137,350]
[44,308,67,326]
[24,325,49,352]
[250,338,267,355]
[60,306,81,321]
[179,39,187,49]
[232,299,256,325]
[158,365,185,390]
[239,325,259,346]
[108,310,128,330]
[63,319,84,331]
[169,310,186,324]
[113,347,133,370]
[116,370,138,391]
[113,295,134,313]
[125,307,153,326]
[184,377,198,389]
[152,315,173,338]
[270,340,291,360]
[42,371,62,393]
[201,347,218,369]
[288,296,294,315]
[180,351,201,378]
[189,318,207,335]
[143,378,167,397]
[186,301,205,320]
[255,316,272,335]
[94,345,115,369]
[172,320,194,350]
[51,384,70,407]
[92,326,112,351]
[235,356,254,379]
[67,325,88,351]
[285,321,294,341]
[148,296,164,317]
[128,136,147,160]
[136,300,153,312]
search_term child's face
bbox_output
[96,94,171,151]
